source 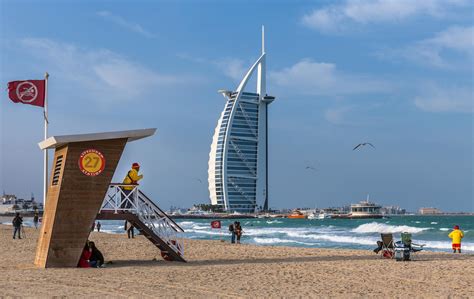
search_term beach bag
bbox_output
[382,250,393,259]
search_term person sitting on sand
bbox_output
[12,212,23,239]
[449,225,464,253]
[88,241,105,268]
[78,242,92,268]
[235,222,243,244]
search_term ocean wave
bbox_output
[266,220,283,224]
[431,222,438,224]
[284,231,377,246]
[419,240,474,252]
[352,222,430,234]
[178,221,195,226]
[439,228,449,231]
[253,237,314,246]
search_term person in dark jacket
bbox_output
[12,212,23,239]
[88,241,105,268]
[33,210,39,229]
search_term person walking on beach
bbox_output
[33,210,39,229]
[12,212,23,239]
[121,162,144,209]
[449,225,464,253]
[96,221,101,232]
[125,220,135,239]
[235,222,243,244]
[229,222,236,244]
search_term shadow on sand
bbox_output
[107,252,473,268]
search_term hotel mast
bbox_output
[208,27,275,213]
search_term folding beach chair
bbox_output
[380,233,395,259]
[401,232,424,260]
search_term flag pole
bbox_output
[43,72,49,207]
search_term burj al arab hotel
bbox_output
[208,27,275,213]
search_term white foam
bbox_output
[352,222,430,234]
[419,240,474,252]
[439,228,449,231]
[178,221,195,226]
[431,222,438,224]
[266,220,283,224]
[253,237,313,246]
[284,231,377,246]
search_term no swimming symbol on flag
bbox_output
[211,220,221,229]
[7,80,46,107]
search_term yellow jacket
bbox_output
[122,168,143,190]
[448,229,464,244]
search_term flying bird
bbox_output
[353,143,376,151]
[305,166,317,171]
[194,178,203,184]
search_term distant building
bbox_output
[208,28,275,213]
[419,207,442,215]
[1,194,17,204]
[381,205,406,215]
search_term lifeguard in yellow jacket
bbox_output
[121,163,143,209]
[448,225,464,253]
[122,162,143,190]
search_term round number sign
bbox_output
[78,149,105,176]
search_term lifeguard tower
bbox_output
[35,129,185,268]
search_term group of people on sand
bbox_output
[229,221,243,244]
[78,240,105,268]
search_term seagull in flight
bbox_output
[305,166,317,171]
[194,178,203,184]
[353,143,375,151]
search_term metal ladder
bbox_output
[98,184,186,262]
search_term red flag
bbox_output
[211,220,221,229]
[7,80,45,107]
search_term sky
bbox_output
[0,0,472,212]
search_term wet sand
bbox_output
[1,225,473,298]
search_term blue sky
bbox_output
[0,0,472,212]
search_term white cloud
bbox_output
[177,53,249,82]
[324,106,355,125]
[302,0,469,33]
[269,59,391,96]
[378,26,474,68]
[97,11,155,38]
[17,38,178,101]
[414,85,473,113]
[214,58,248,81]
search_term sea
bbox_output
[9,215,473,252]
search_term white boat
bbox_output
[317,212,332,219]
[308,211,331,219]
[349,195,382,219]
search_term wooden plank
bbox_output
[35,138,127,268]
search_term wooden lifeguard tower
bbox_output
[35,129,185,268]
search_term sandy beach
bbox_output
[1,224,473,298]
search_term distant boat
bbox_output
[308,211,332,220]
[348,196,382,219]
[287,210,306,219]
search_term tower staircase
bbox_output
[97,184,186,262]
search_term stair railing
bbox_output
[101,184,184,257]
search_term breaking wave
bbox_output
[352,222,430,234]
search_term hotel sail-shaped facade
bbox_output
[208,28,275,213]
